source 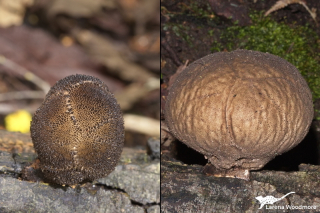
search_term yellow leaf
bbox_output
[5,110,32,133]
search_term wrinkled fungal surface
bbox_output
[165,49,314,179]
[31,74,124,185]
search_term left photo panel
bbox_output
[0,0,160,212]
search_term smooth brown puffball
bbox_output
[31,74,124,185]
[165,49,314,180]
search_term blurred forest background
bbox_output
[0,0,160,153]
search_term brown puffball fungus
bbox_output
[165,49,314,180]
[30,74,124,185]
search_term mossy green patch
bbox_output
[163,23,193,46]
[161,1,216,47]
[211,12,320,101]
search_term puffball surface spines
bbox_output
[31,74,124,185]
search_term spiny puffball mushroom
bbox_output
[31,74,124,185]
[165,49,314,180]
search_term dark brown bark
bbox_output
[161,156,320,213]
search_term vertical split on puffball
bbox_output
[31,74,124,185]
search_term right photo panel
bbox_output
[161,0,320,212]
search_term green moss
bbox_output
[211,12,320,101]
[163,23,193,46]
[161,2,216,47]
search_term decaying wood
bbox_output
[161,156,320,213]
[0,130,160,213]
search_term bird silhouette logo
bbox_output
[255,192,295,209]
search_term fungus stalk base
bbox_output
[202,163,250,181]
